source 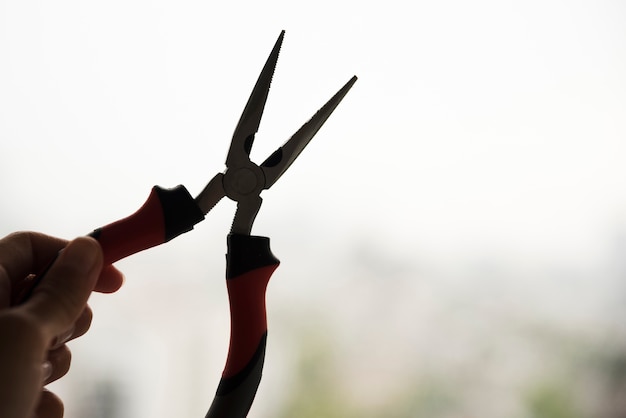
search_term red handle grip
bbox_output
[206,234,279,418]
[16,185,204,304]
[90,185,205,265]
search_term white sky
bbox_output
[2,0,625,264]
[1,0,626,416]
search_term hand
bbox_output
[0,232,124,418]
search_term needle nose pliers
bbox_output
[83,31,356,417]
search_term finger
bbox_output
[50,305,93,349]
[36,389,64,418]
[22,237,102,341]
[44,345,71,384]
[0,312,49,417]
[50,306,93,350]
[0,232,67,308]
[0,231,124,297]
[0,232,67,285]
[68,305,93,341]
[3,273,37,308]
[94,264,125,293]
[0,263,10,309]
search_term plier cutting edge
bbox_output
[64,31,355,417]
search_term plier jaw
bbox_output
[195,30,357,237]
[226,31,284,170]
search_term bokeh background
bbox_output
[2,1,626,417]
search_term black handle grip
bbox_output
[206,234,279,418]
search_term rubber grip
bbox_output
[89,185,205,265]
[14,185,204,304]
[206,234,279,418]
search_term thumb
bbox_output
[22,237,103,340]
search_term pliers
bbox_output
[77,31,355,417]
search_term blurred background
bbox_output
[1,0,626,417]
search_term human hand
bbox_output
[0,232,124,418]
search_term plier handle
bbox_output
[52,31,355,417]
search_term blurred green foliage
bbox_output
[273,320,626,418]
[526,383,581,418]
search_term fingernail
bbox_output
[42,361,52,381]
